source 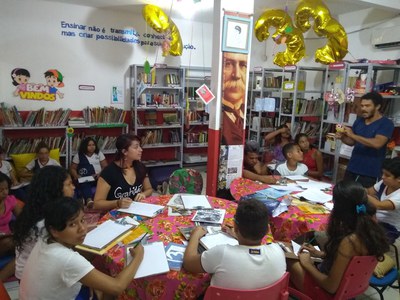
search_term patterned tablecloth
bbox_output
[230,177,330,242]
[100,195,274,300]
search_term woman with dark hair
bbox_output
[264,123,292,163]
[70,137,107,205]
[288,180,389,297]
[93,134,153,211]
[295,133,323,179]
[13,166,75,280]
[19,197,143,300]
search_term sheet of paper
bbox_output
[294,189,333,204]
[192,209,226,224]
[82,220,133,250]
[10,181,30,190]
[118,202,165,217]
[126,242,170,279]
[181,195,212,209]
[78,176,95,183]
[268,184,305,192]
[272,203,288,217]
[200,232,238,250]
[256,188,291,199]
[284,175,309,181]
[291,240,320,256]
[295,180,332,190]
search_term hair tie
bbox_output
[356,204,366,214]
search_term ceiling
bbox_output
[41,0,400,23]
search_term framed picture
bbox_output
[222,15,252,54]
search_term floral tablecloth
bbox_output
[230,177,329,242]
[100,195,274,300]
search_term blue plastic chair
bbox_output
[370,267,400,300]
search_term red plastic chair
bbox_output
[289,256,377,300]
[204,272,289,300]
[0,281,11,300]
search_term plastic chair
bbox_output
[204,272,289,300]
[0,281,11,300]
[370,267,400,300]
[289,256,378,300]
[168,168,203,194]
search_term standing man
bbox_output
[336,92,394,187]
[221,52,248,145]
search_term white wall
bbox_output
[1,1,399,112]
[0,0,213,110]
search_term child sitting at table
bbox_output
[183,199,286,290]
[19,197,144,300]
[295,133,323,180]
[0,172,23,281]
[264,124,292,163]
[275,143,308,176]
[243,141,276,184]
[366,157,400,243]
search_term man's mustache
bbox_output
[224,79,245,91]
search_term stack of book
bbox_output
[0,103,23,126]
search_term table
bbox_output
[100,195,274,300]
[230,177,330,242]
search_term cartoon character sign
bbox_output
[11,68,65,101]
[11,68,31,96]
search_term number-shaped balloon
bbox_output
[295,0,348,64]
[254,9,305,67]
[142,5,183,57]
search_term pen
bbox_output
[133,232,148,248]
[305,236,316,246]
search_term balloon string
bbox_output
[186,21,194,114]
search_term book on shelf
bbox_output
[163,112,179,124]
[164,242,186,271]
[126,241,170,279]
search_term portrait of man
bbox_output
[221,52,248,145]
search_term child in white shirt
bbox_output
[276,143,308,176]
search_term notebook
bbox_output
[80,219,134,251]
[164,242,187,271]
[199,232,238,250]
[117,202,165,217]
[126,242,170,278]
[181,195,212,210]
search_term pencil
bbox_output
[305,236,316,246]
[133,232,148,248]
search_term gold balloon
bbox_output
[294,0,348,64]
[254,9,305,67]
[142,5,183,56]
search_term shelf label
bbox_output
[154,63,167,68]
[284,65,297,71]
[253,66,263,72]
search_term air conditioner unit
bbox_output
[371,26,400,49]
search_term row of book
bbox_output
[186,111,208,122]
[185,131,208,144]
[292,121,321,138]
[137,72,181,86]
[281,98,323,115]
[251,116,274,131]
[4,137,66,155]
[138,92,180,107]
[82,106,126,124]
[0,103,24,126]
[140,129,181,145]
[71,134,118,153]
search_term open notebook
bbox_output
[126,242,170,278]
[117,202,165,217]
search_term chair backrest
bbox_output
[204,272,289,300]
[168,168,203,194]
[315,255,378,300]
[0,281,11,300]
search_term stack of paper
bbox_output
[181,195,212,210]
[200,232,238,250]
[126,242,170,278]
[117,202,165,217]
[294,189,332,204]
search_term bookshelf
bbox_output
[0,105,128,168]
[319,62,400,183]
[130,64,185,168]
[247,67,282,157]
[183,67,211,165]
[278,66,326,145]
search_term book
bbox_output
[117,202,165,218]
[126,242,170,279]
[240,192,281,217]
[179,226,195,240]
[164,242,187,271]
[181,195,212,210]
[78,219,134,254]
[192,209,225,224]
[199,232,238,250]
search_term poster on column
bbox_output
[220,51,248,146]
[218,145,243,190]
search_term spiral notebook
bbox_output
[117,202,165,217]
